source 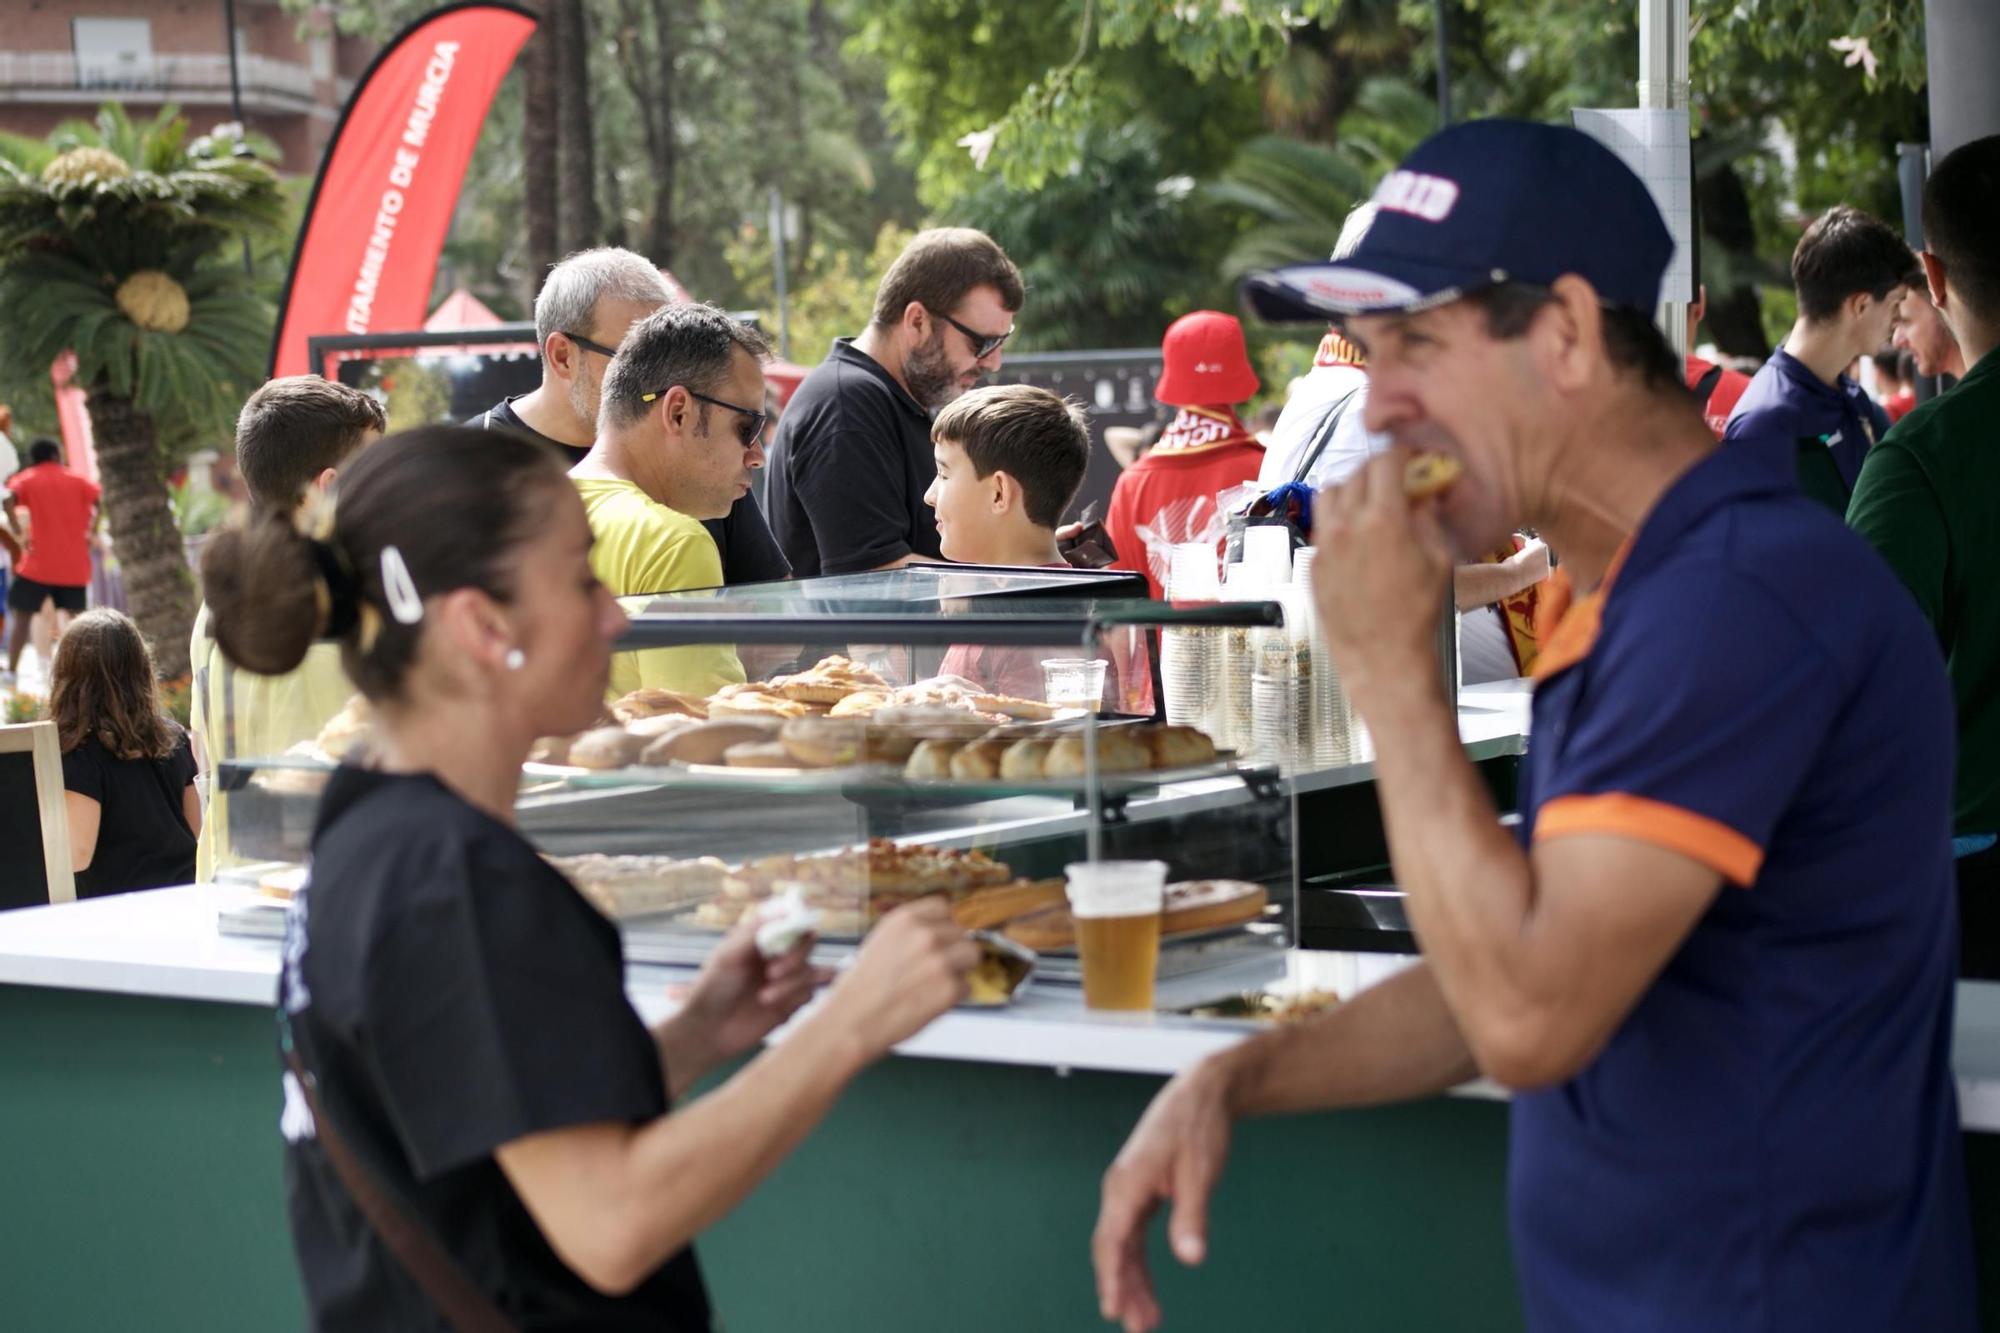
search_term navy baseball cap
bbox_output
[1243,119,1674,321]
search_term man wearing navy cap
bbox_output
[1095,119,1974,1333]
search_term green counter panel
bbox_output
[3,983,1998,1331]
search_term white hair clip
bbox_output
[379,545,425,626]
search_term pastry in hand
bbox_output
[1404,453,1462,501]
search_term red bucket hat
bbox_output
[1154,310,1260,407]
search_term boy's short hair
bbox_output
[933,384,1089,529]
[27,437,61,465]
[1922,133,2000,323]
[235,376,386,508]
[1791,205,1917,323]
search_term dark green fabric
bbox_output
[1848,348,2000,836]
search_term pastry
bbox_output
[1140,724,1218,769]
[569,726,648,770]
[645,718,779,765]
[610,686,708,723]
[754,887,822,957]
[1404,453,1462,501]
[627,712,699,741]
[904,738,964,779]
[972,693,1061,722]
[999,737,1055,780]
[526,734,575,766]
[778,716,866,768]
[723,740,798,768]
[873,704,1005,735]
[863,729,922,764]
[550,854,727,918]
[315,694,372,760]
[771,654,891,704]
[1002,880,1269,950]
[949,737,1011,780]
[1042,728,1151,777]
[829,690,892,718]
[952,878,1068,930]
[707,683,809,720]
[962,934,1035,1006]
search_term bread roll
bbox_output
[779,717,864,768]
[949,738,1011,780]
[1043,728,1151,778]
[999,737,1055,780]
[527,734,575,766]
[569,726,648,770]
[646,718,780,766]
[724,740,797,769]
[1141,724,1218,769]
[627,713,699,740]
[904,738,963,779]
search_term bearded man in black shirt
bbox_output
[765,228,1025,576]
[474,247,790,585]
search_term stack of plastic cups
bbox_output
[1236,529,1296,771]
[1292,548,1356,768]
[1161,542,1222,738]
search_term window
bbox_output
[72,17,154,90]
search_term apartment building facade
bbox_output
[0,1,378,171]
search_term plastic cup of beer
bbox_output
[1042,657,1110,710]
[1065,860,1167,1011]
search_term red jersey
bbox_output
[1103,406,1265,599]
[7,462,99,586]
[1685,355,1752,441]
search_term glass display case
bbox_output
[212,566,1300,997]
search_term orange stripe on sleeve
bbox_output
[1535,793,1764,887]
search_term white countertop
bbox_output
[4,883,1998,1131]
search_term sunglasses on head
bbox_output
[637,386,769,447]
[931,308,1014,360]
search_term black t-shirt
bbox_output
[281,767,711,1331]
[61,729,197,898]
[477,396,791,587]
[765,339,944,576]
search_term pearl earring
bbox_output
[504,648,526,671]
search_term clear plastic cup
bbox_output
[1041,657,1110,710]
[1065,860,1167,1010]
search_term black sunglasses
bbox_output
[638,385,769,446]
[560,330,621,358]
[931,308,1014,360]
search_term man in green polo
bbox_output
[1848,132,2000,976]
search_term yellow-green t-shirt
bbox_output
[189,603,354,881]
[573,476,745,698]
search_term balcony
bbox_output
[0,52,321,113]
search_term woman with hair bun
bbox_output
[202,425,978,1331]
[51,608,201,896]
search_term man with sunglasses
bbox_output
[766,228,1024,576]
[570,303,772,697]
[474,247,791,586]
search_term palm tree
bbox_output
[0,105,284,680]
[1205,77,1438,286]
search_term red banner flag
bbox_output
[269,2,537,379]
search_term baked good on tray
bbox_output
[569,726,649,770]
[547,853,728,919]
[1042,728,1152,777]
[723,740,797,769]
[778,717,866,768]
[706,683,811,721]
[644,718,780,766]
[610,686,709,723]
[769,654,891,704]
[948,737,1011,780]
[1002,880,1269,951]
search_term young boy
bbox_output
[924,385,1151,712]
[191,376,385,878]
[1724,204,1916,510]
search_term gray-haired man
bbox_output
[474,247,789,584]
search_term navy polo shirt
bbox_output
[1722,349,1890,511]
[1512,444,1974,1333]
